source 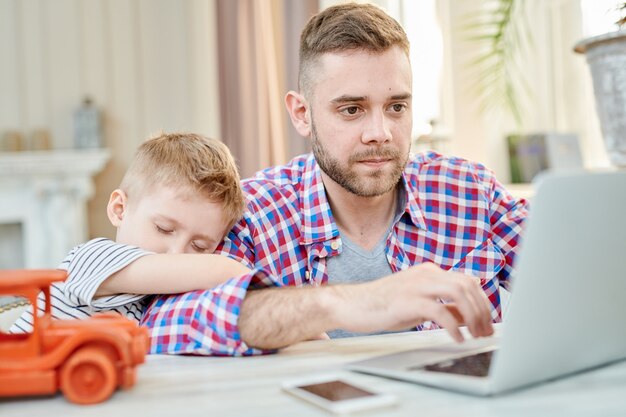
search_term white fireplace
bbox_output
[0,149,110,268]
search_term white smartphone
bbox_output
[281,375,398,414]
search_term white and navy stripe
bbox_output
[10,238,151,333]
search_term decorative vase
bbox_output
[575,29,626,167]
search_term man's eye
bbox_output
[340,106,361,116]
[390,103,406,113]
[155,225,173,234]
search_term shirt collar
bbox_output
[300,154,340,245]
[300,154,428,245]
[399,169,428,230]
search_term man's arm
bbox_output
[239,263,494,350]
[141,268,279,356]
[96,254,251,296]
[141,262,493,356]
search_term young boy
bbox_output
[11,132,250,332]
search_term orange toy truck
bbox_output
[0,269,149,404]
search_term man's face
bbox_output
[113,185,229,255]
[308,46,412,197]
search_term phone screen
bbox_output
[297,380,375,402]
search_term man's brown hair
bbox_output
[120,132,245,229]
[298,3,410,97]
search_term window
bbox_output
[580,0,622,37]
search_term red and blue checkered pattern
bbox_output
[142,151,528,356]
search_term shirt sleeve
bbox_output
[486,176,529,290]
[213,210,259,267]
[140,267,281,356]
[61,238,153,309]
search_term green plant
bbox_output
[617,2,626,27]
[462,0,532,127]
[462,1,626,128]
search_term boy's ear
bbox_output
[107,189,128,227]
[285,91,311,138]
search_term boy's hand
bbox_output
[308,332,331,341]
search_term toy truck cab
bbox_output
[0,270,149,404]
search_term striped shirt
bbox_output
[10,238,151,332]
[141,151,529,356]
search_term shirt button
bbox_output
[330,240,340,251]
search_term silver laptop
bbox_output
[347,170,626,396]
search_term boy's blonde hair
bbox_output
[298,3,410,98]
[120,132,245,229]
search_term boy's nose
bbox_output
[166,240,188,254]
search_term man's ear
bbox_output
[107,189,128,227]
[285,91,311,137]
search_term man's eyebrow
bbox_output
[330,95,367,104]
[330,93,412,104]
[390,93,412,101]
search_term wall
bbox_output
[0,0,221,239]
[447,0,608,180]
[0,0,611,246]
[317,0,608,180]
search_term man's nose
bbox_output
[362,110,392,144]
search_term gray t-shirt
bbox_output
[326,187,405,338]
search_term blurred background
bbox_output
[0,0,622,268]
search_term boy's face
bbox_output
[108,184,230,254]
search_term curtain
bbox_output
[216,0,317,178]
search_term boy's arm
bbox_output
[95,254,251,297]
[62,238,248,308]
[62,238,151,309]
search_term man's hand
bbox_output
[331,262,494,342]
[239,263,493,349]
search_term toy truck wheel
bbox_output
[60,347,117,404]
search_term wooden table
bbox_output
[1,328,625,416]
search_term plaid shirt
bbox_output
[142,151,528,356]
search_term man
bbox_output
[142,3,528,356]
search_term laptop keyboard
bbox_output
[411,350,495,377]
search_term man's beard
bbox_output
[311,119,408,197]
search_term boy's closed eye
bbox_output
[154,225,214,253]
[191,241,211,253]
[155,224,173,234]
